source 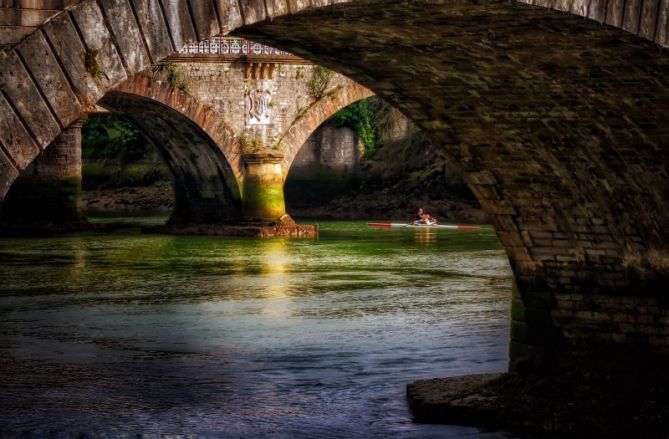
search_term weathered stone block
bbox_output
[70,1,127,90]
[639,0,660,40]
[99,0,151,73]
[129,0,173,61]
[0,51,60,148]
[160,0,197,50]
[0,92,40,169]
[622,0,641,32]
[17,30,82,128]
[240,0,266,24]
[188,0,219,40]
[286,0,311,13]
[214,0,243,33]
[266,0,289,17]
[42,12,103,108]
[0,147,18,199]
[605,0,624,27]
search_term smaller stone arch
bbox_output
[111,75,245,185]
[278,82,374,176]
[100,76,245,223]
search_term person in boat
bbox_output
[414,208,437,225]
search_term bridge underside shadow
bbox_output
[99,92,242,224]
[237,0,669,371]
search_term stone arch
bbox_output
[111,74,245,185]
[100,76,244,223]
[279,82,373,174]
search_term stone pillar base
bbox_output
[242,152,287,221]
[143,214,318,238]
[0,119,88,233]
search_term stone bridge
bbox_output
[2,0,669,399]
[1,31,372,224]
[97,40,371,223]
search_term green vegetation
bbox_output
[153,62,189,91]
[331,98,377,157]
[308,66,333,99]
[239,133,263,152]
[327,97,474,201]
[295,66,305,80]
[82,115,169,189]
[84,50,103,80]
[83,163,170,189]
[83,115,148,163]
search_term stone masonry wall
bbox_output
[173,62,355,153]
[291,121,359,175]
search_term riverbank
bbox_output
[290,190,485,223]
[82,185,485,222]
[82,185,173,215]
[407,370,669,437]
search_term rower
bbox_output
[414,208,437,225]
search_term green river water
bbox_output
[0,218,516,437]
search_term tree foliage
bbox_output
[331,98,377,157]
[82,115,151,163]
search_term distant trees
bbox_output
[82,115,151,164]
[81,115,168,188]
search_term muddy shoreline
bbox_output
[83,186,485,223]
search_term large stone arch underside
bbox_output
[113,75,245,184]
[100,91,242,223]
[237,0,669,363]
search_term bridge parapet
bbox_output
[168,37,308,64]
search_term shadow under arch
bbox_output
[99,90,243,224]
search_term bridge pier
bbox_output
[146,151,316,238]
[242,152,286,221]
[0,118,88,233]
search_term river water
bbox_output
[0,219,515,438]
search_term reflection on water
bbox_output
[414,229,437,246]
[0,220,516,437]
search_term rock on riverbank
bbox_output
[407,371,669,437]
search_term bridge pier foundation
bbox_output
[242,152,287,221]
[0,118,88,233]
[145,152,317,238]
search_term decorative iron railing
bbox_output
[178,37,296,58]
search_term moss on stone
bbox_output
[243,179,286,219]
[83,50,103,81]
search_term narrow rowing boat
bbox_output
[367,222,481,231]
